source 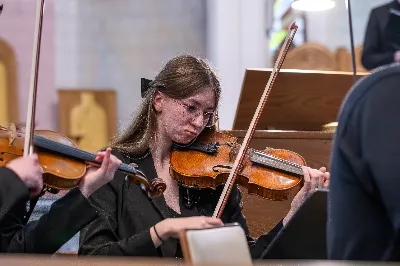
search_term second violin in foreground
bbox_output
[0,124,166,197]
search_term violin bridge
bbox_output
[229,148,234,162]
[228,142,238,162]
[8,123,17,146]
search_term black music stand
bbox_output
[259,189,328,260]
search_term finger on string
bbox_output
[110,155,121,166]
[110,156,122,173]
[302,177,311,193]
[318,175,324,188]
[100,148,111,171]
[95,153,106,162]
[324,171,330,180]
[309,169,319,190]
[302,166,311,183]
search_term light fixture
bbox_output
[291,0,335,11]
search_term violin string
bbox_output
[228,142,303,168]
[222,141,303,174]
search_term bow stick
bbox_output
[23,0,45,156]
[213,22,298,218]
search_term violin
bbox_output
[170,23,299,218]
[1,0,166,198]
[170,127,305,201]
[0,125,166,197]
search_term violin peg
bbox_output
[290,22,298,30]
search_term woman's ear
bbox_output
[152,91,163,113]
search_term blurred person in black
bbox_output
[361,0,400,70]
[328,62,400,261]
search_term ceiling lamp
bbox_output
[291,0,335,11]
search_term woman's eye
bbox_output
[186,105,197,112]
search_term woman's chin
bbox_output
[173,135,196,146]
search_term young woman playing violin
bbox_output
[78,55,330,259]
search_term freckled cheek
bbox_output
[166,112,185,127]
[165,115,186,137]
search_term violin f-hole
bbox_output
[212,165,232,172]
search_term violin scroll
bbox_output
[149,178,167,198]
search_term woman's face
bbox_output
[153,87,216,145]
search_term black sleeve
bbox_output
[361,10,395,70]
[78,177,158,256]
[250,220,283,259]
[0,168,29,224]
[225,186,283,259]
[359,77,400,260]
[1,188,98,254]
[328,73,400,260]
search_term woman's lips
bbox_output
[184,130,197,137]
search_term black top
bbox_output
[0,168,29,225]
[361,1,400,70]
[327,62,400,260]
[0,167,98,253]
[78,150,283,259]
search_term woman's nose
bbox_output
[191,113,206,128]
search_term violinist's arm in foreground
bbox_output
[0,155,43,224]
[0,148,121,254]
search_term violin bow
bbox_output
[213,22,298,218]
[19,0,45,224]
[23,0,45,156]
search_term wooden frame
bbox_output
[57,89,117,151]
[233,68,368,131]
[0,38,19,123]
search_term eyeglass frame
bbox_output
[167,96,218,127]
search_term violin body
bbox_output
[0,125,166,197]
[0,128,85,191]
[170,128,306,201]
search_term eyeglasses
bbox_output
[169,98,217,127]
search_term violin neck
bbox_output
[33,134,137,175]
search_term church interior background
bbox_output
[0,0,389,254]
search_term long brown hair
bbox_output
[109,54,222,156]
